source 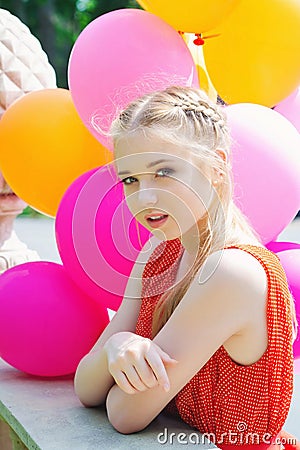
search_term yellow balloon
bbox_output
[182,33,217,102]
[0,89,113,217]
[137,0,240,33]
[203,0,300,106]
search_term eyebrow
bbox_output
[118,159,173,176]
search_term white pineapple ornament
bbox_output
[0,8,57,117]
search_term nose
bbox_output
[137,183,158,207]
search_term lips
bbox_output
[145,212,169,228]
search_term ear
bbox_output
[216,149,227,163]
[211,149,227,185]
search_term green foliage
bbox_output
[20,206,44,218]
[0,0,142,87]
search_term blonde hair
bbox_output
[109,86,297,338]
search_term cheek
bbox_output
[122,186,138,213]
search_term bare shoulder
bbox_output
[198,245,268,304]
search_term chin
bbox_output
[0,195,27,215]
[151,229,181,242]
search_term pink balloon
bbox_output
[55,165,151,311]
[274,87,300,133]
[294,358,300,374]
[278,248,300,358]
[68,8,198,150]
[0,262,109,376]
[275,249,300,359]
[226,103,300,244]
[266,241,300,253]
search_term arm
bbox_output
[74,236,162,407]
[106,249,268,433]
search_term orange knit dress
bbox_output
[135,239,296,449]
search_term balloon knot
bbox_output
[193,34,205,46]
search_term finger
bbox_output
[163,357,179,365]
[134,359,158,389]
[145,352,170,392]
[154,345,179,364]
[122,365,148,392]
[112,371,137,395]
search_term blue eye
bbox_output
[120,168,175,185]
[156,168,174,177]
[121,176,137,185]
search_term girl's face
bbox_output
[114,131,217,242]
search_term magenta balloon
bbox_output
[266,241,300,253]
[274,87,300,133]
[55,165,151,311]
[0,262,109,376]
[68,9,198,150]
[226,103,300,244]
[275,249,300,359]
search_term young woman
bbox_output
[74,86,298,449]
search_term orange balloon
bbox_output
[203,0,300,106]
[137,0,240,33]
[0,89,112,216]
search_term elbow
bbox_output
[74,384,105,408]
[108,410,147,435]
[74,374,104,408]
[106,386,148,434]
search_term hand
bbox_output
[103,331,178,395]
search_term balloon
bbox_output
[0,89,112,217]
[138,0,240,33]
[266,241,300,254]
[203,0,300,106]
[68,9,198,150]
[274,87,300,133]
[226,103,300,244]
[0,261,109,376]
[55,165,151,311]
[182,33,217,102]
[275,249,300,359]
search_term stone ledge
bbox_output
[0,358,218,450]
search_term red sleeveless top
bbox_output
[135,239,295,446]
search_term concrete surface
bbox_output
[0,359,217,450]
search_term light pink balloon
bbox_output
[274,87,300,133]
[68,8,198,150]
[226,103,300,244]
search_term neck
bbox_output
[180,214,210,259]
[0,215,16,247]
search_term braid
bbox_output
[172,100,225,127]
